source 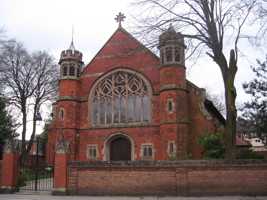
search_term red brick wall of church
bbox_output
[47,81,221,163]
[78,126,165,160]
[188,85,223,158]
[47,83,221,163]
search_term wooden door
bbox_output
[110,137,131,161]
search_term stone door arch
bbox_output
[105,133,134,161]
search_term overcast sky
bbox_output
[0,0,266,137]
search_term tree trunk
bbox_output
[224,78,237,160]
[20,105,27,164]
[25,116,37,156]
[223,50,238,160]
[21,103,38,163]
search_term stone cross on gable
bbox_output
[115,12,126,27]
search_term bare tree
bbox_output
[0,40,58,162]
[255,0,267,38]
[205,90,226,116]
[134,0,256,159]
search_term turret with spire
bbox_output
[54,33,84,161]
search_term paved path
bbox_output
[20,178,53,191]
[0,194,267,200]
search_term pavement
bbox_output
[0,193,267,200]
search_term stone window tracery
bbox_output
[91,70,151,126]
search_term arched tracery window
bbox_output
[91,70,151,126]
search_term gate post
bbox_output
[0,140,19,193]
[52,139,69,195]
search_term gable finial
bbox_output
[69,25,75,51]
[115,12,126,28]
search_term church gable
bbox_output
[83,27,159,71]
[81,27,161,96]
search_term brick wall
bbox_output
[67,160,267,196]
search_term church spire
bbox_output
[68,26,75,51]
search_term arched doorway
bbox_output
[110,137,131,161]
[105,134,133,161]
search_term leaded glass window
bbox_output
[141,144,153,160]
[69,64,75,76]
[87,145,98,160]
[174,47,181,62]
[166,47,173,62]
[63,65,68,76]
[91,70,151,126]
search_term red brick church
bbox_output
[46,13,224,164]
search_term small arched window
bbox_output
[166,47,173,62]
[77,67,80,77]
[174,47,181,62]
[69,64,75,76]
[167,98,175,113]
[59,108,65,120]
[63,65,68,76]
[90,70,151,126]
[160,49,165,64]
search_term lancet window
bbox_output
[91,70,151,126]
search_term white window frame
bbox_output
[141,143,154,160]
[167,141,176,157]
[161,45,183,65]
[58,108,65,120]
[87,144,98,160]
[166,98,175,113]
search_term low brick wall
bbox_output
[67,160,267,196]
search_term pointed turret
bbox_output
[159,24,186,66]
[59,39,83,79]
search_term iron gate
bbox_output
[19,137,54,191]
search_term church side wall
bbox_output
[188,85,223,159]
[67,160,267,196]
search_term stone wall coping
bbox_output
[68,160,267,169]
